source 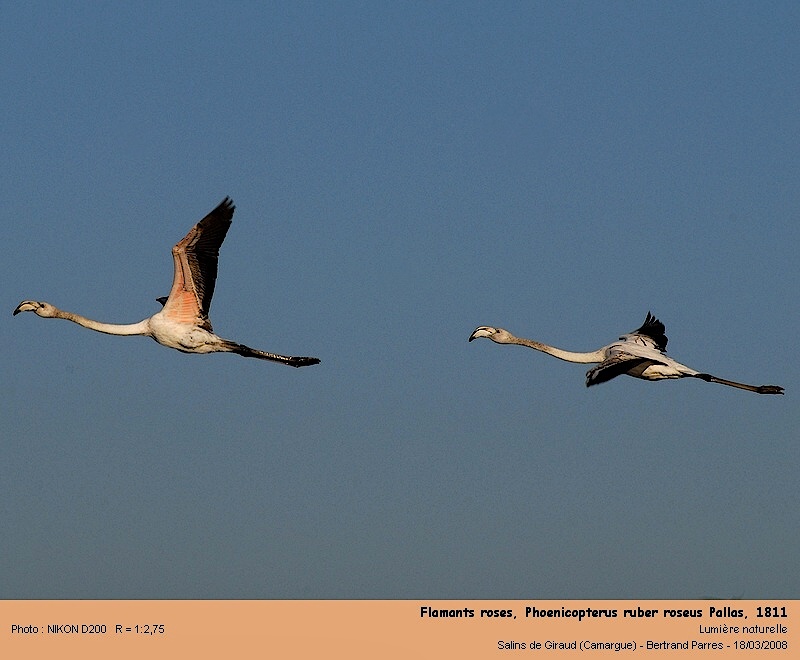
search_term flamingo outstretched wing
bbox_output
[627,311,668,351]
[161,197,235,330]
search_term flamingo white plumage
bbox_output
[14,197,320,368]
[469,312,783,394]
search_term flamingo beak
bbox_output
[13,301,38,315]
[469,327,494,342]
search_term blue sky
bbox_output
[2,2,797,598]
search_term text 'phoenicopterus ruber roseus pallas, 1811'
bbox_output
[14,197,320,368]
[469,312,783,394]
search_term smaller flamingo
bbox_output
[469,312,783,394]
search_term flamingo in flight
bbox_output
[469,312,783,394]
[14,197,320,368]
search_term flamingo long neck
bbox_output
[507,336,605,364]
[54,309,150,337]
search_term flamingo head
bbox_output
[468,326,515,344]
[13,300,58,318]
